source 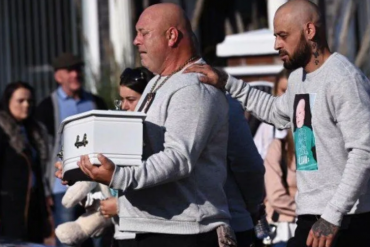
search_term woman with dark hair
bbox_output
[100,67,153,245]
[0,81,51,243]
[118,67,153,111]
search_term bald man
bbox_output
[57,3,233,247]
[185,1,370,247]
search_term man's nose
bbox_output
[274,38,282,51]
[23,100,30,108]
[69,70,79,77]
[133,35,140,46]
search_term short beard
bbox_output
[281,32,311,71]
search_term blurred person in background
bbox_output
[264,130,297,247]
[224,93,265,247]
[0,81,52,244]
[253,69,291,159]
[35,52,107,247]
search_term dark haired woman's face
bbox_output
[9,88,33,121]
[119,85,142,111]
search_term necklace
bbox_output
[139,56,198,113]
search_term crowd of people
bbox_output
[1,1,370,247]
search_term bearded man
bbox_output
[185,1,370,247]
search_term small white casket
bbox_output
[58,110,146,182]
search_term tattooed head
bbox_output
[273,0,328,70]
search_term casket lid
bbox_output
[59,110,146,134]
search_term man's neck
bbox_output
[61,86,81,100]
[160,53,197,76]
[303,47,332,74]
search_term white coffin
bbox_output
[58,110,146,182]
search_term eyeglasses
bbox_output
[114,99,131,111]
[114,99,122,110]
[120,68,145,82]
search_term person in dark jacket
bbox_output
[0,81,51,243]
[35,52,107,247]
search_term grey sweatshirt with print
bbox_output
[109,59,231,234]
[225,52,370,226]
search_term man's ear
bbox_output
[167,27,179,47]
[306,22,317,41]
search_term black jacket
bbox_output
[0,111,50,242]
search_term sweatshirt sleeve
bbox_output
[264,140,296,219]
[225,75,291,130]
[109,84,228,191]
[321,75,370,226]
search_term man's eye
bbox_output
[280,34,287,39]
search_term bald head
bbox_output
[142,3,192,34]
[134,3,196,75]
[273,0,330,72]
[275,0,323,30]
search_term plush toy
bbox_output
[55,181,113,246]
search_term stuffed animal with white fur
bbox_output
[55,181,113,246]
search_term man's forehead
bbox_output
[275,9,291,26]
[136,12,158,30]
[275,5,306,29]
[274,12,300,34]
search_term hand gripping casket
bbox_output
[58,110,146,182]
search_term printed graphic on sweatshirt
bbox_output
[293,94,318,171]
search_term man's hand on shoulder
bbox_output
[306,218,339,247]
[184,64,228,89]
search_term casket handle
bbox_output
[75,134,89,148]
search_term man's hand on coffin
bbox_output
[55,161,69,185]
[78,154,115,185]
